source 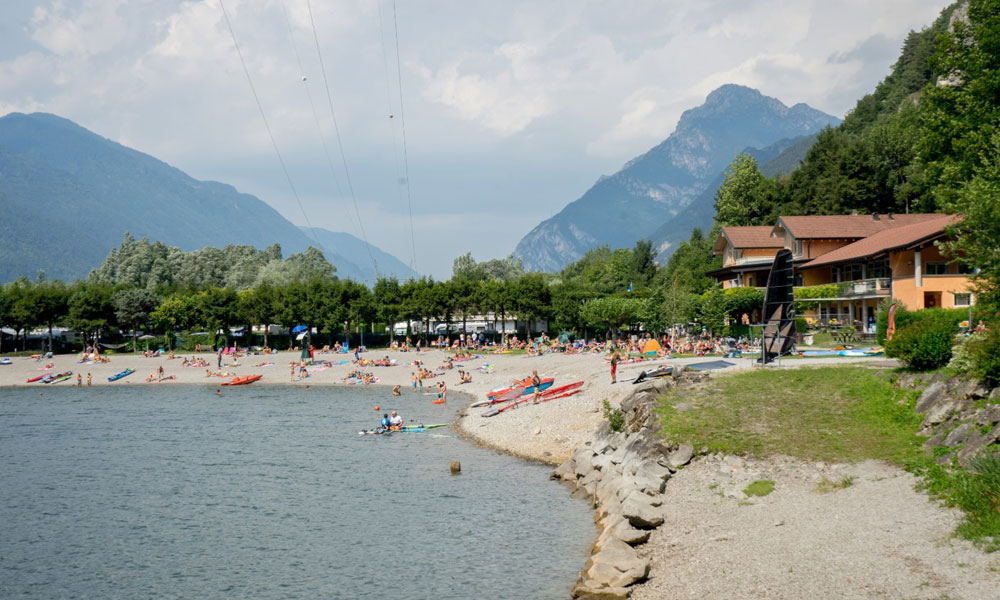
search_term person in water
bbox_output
[392,384,401,396]
[380,413,391,429]
[389,411,403,428]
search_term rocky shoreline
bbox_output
[549,367,708,599]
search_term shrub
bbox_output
[795,317,809,334]
[969,324,1000,386]
[602,399,625,433]
[947,332,986,374]
[885,316,959,370]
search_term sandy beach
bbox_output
[3,348,997,597]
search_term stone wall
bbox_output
[550,367,708,599]
[895,372,1000,467]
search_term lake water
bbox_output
[0,385,595,599]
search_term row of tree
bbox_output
[0,234,758,353]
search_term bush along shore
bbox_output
[550,367,709,599]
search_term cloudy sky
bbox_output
[1,0,951,278]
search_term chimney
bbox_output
[851,210,858,216]
[888,213,894,221]
[872,212,879,221]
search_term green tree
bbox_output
[580,296,646,340]
[31,281,71,353]
[512,273,551,337]
[0,286,11,353]
[714,154,775,227]
[150,295,192,350]
[921,0,1000,307]
[112,288,160,352]
[373,277,403,342]
[698,286,728,335]
[67,282,116,347]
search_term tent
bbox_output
[642,339,662,355]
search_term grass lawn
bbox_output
[656,365,999,550]
[657,366,925,463]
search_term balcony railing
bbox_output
[837,278,891,297]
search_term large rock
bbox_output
[602,514,651,546]
[957,424,1000,467]
[921,399,961,428]
[915,381,947,414]
[552,459,577,481]
[621,490,664,528]
[944,423,974,448]
[586,536,650,587]
[574,448,597,478]
[668,444,694,468]
[592,453,614,473]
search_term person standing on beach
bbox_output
[217,347,223,369]
[531,370,541,404]
[610,352,619,384]
[76,373,82,387]
[86,373,92,387]
[289,362,296,382]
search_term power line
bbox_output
[276,0,364,243]
[392,0,418,274]
[304,0,379,278]
[217,0,326,256]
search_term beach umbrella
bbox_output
[291,325,308,333]
[557,331,575,344]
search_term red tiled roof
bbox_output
[773,214,943,240]
[723,226,782,249]
[801,215,959,269]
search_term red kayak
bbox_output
[538,380,584,398]
[26,373,51,383]
[221,374,263,386]
[487,377,532,399]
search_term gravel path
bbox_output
[631,455,1000,600]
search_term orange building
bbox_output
[708,226,783,289]
[707,213,975,329]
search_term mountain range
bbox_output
[513,85,841,271]
[0,112,416,283]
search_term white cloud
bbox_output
[0,0,956,277]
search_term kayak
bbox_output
[221,374,263,386]
[0,357,11,365]
[45,371,73,384]
[359,424,448,435]
[538,380,584,397]
[487,378,532,399]
[400,424,448,432]
[470,384,528,408]
[108,368,135,382]
[519,377,554,396]
[482,386,580,418]
[26,373,51,383]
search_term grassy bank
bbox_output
[656,366,999,551]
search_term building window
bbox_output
[792,239,803,256]
[957,262,975,275]
[954,292,972,307]
[747,276,755,287]
[926,262,949,275]
[868,258,890,279]
[794,272,803,286]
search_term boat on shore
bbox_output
[108,368,135,382]
[221,374,263,386]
